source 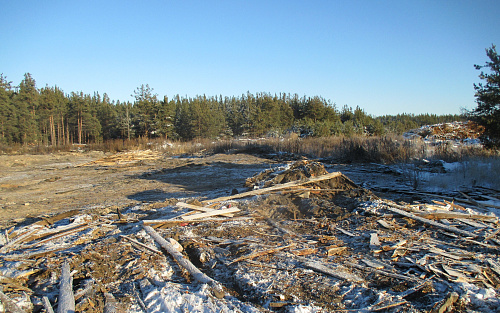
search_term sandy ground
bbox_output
[0,152,278,227]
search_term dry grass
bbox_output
[1,136,497,166]
[425,157,500,191]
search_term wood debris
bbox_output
[0,159,499,312]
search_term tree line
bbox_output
[0,73,464,146]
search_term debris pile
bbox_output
[0,160,499,312]
[403,121,485,144]
[77,150,162,167]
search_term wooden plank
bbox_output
[58,261,75,313]
[384,203,477,238]
[176,202,235,217]
[202,172,344,204]
[181,207,240,220]
[418,211,498,222]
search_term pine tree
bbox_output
[0,74,18,144]
[15,73,40,144]
[472,44,500,146]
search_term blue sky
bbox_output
[1,0,499,116]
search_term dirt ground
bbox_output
[1,151,498,312]
[0,152,278,227]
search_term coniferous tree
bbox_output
[15,73,39,144]
[0,74,18,144]
[472,44,500,146]
[133,84,159,138]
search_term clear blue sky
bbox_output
[1,0,499,116]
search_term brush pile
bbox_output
[403,121,485,144]
[1,160,499,313]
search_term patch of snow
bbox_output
[459,283,500,313]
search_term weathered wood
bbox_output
[24,223,89,244]
[230,244,295,264]
[103,293,117,313]
[0,228,41,253]
[431,292,459,313]
[347,262,420,282]
[23,224,90,249]
[181,207,240,220]
[372,301,408,311]
[384,203,477,238]
[370,233,380,249]
[57,261,75,313]
[0,289,27,313]
[142,226,217,286]
[203,172,344,204]
[335,226,357,237]
[418,211,498,222]
[34,210,80,227]
[300,259,364,283]
[119,235,162,255]
[43,296,55,313]
[176,202,235,217]
[484,228,500,241]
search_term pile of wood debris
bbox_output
[1,160,499,312]
[404,121,485,143]
[76,150,163,168]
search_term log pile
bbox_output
[0,160,499,312]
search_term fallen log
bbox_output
[57,261,75,313]
[203,172,344,204]
[142,225,223,295]
[384,203,477,238]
